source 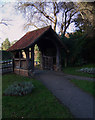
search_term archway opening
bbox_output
[34,44,41,69]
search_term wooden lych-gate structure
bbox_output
[7,26,67,76]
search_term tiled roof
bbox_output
[7,26,51,51]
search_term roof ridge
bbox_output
[27,25,51,34]
[7,25,52,51]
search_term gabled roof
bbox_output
[7,25,68,52]
[7,26,51,51]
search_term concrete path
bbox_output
[34,70,95,119]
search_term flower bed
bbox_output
[3,81,34,96]
[77,68,95,74]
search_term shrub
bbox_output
[77,68,95,74]
[1,50,13,60]
[3,81,34,96]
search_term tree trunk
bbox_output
[54,15,57,31]
[60,23,64,35]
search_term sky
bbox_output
[0,2,27,47]
[0,1,77,48]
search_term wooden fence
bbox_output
[0,60,13,74]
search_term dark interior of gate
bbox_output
[36,29,58,70]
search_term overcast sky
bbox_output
[0,1,77,47]
[0,2,27,46]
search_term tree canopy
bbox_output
[74,2,95,34]
[16,1,80,35]
[1,38,10,50]
[16,1,95,36]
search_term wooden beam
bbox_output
[31,46,34,71]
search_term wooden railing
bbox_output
[14,58,32,70]
[14,58,27,69]
[43,56,54,70]
[0,60,13,74]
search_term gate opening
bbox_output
[34,44,41,69]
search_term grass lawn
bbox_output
[2,73,73,119]
[70,79,95,97]
[63,64,95,78]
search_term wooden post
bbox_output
[12,58,14,72]
[42,52,44,70]
[31,46,34,71]
[19,50,22,69]
[56,46,61,71]
[25,49,30,70]
[12,52,16,72]
[50,38,61,71]
[40,52,43,70]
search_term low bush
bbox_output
[1,50,13,60]
[77,68,95,74]
[3,81,34,96]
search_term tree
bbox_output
[60,30,88,66]
[10,40,17,46]
[74,2,95,34]
[58,2,78,35]
[1,38,10,50]
[17,1,79,35]
[73,2,95,64]
[34,44,40,62]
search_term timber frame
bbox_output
[7,26,67,76]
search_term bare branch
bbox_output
[24,23,39,29]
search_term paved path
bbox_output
[46,71,95,81]
[64,73,95,81]
[34,70,95,119]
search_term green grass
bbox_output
[63,64,95,78]
[70,79,95,97]
[2,74,73,118]
[82,64,95,68]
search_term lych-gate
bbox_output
[7,26,67,76]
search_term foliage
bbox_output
[34,44,39,51]
[10,40,17,46]
[60,2,95,67]
[70,79,95,97]
[74,2,95,34]
[63,66,95,78]
[34,44,40,62]
[2,50,13,60]
[2,74,73,118]
[1,38,17,51]
[1,38,10,50]
[60,28,95,67]
[77,68,95,74]
[82,64,95,68]
[3,81,34,96]
[17,1,79,35]
[17,2,95,35]
[61,31,86,66]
